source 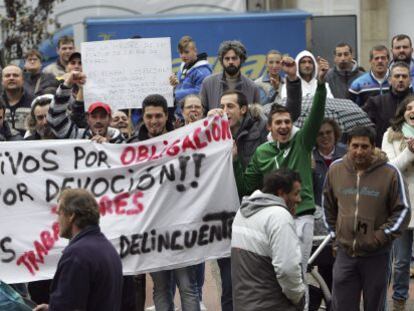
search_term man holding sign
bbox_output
[33,188,123,311]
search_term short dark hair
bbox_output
[57,35,74,48]
[218,40,247,65]
[265,49,282,61]
[220,89,248,108]
[391,34,412,48]
[142,94,168,114]
[391,95,414,132]
[334,42,353,55]
[390,61,410,73]
[319,118,342,143]
[262,168,301,196]
[347,126,376,146]
[58,188,100,229]
[267,104,291,126]
[178,35,196,53]
[369,45,389,61]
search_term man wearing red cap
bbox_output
[47,71,124,143]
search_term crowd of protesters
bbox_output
[1,32,414,311]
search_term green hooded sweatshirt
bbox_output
[234,83,326,216]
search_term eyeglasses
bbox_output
[27,58,40,62]
[318,130,333,137]
[183,105,203,110]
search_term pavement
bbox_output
[144,261,414,310]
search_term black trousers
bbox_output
[332,248,389,311]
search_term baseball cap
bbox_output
[68,52,81,62]
[88,102,111,115]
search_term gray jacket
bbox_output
[231,190,305,311]
[200,72,260,110]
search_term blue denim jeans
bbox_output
[392,229,413,301]
[151,266,200,311]
[195,263,205,301]
[217,257,233,311]
[171,263,205,301]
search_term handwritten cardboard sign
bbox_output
[82,38,174,110]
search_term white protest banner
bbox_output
[82,38,174,110]
[0,116,239,283]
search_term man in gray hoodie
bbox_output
[231,168,305,311]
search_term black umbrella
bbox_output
[267,97,374,133]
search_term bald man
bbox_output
[2,65,33,135]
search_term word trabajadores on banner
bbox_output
[82,37,174,110]
[0,116,239,283]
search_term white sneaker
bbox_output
[145,305,179,311]
[200,301,207,311]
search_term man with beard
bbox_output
[111,110,132,139]
[325,43,364,98]
[170,36,212,120]
[200,40,260,111]
[363,61,412,147]
[47,71,124,143]
[2,65,34,135]
[390,34,414,83]
[349,45,390,106]
[43,35,75,78]
[25,94,55,140]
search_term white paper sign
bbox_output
[82,38,174,110]
[0,116,239,283]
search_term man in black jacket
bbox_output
[0,100,22,141]
[2,65,33,135]
[33,189,123,311]
[325,42,364,99]
[363,61,412,147]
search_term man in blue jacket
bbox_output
[170,36,212,120]
[33,189,123,311]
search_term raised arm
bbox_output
[47,71,87,139]
[282,55,302,122]
[299,57,328,151]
